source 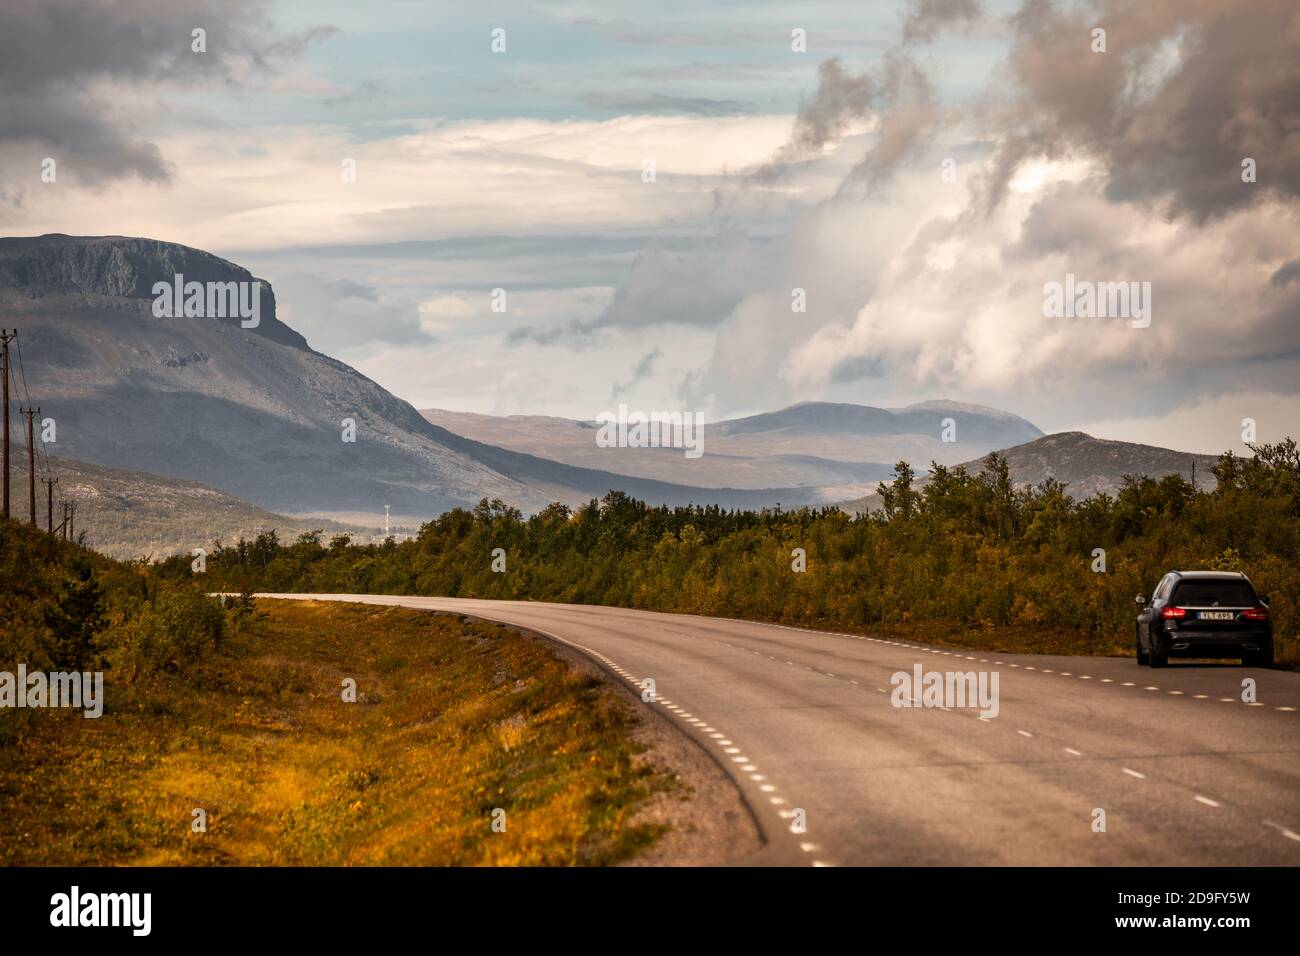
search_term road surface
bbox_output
[260,594,1300,866]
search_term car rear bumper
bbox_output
[1163,630,1271,658]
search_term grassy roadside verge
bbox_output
[0,599,670,865]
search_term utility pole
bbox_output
[60,502,68,539]
[1,329,15,520]
[68,500,76,542]
[43,477,58,533]
[21,405,37,525]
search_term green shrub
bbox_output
[111,584,225,677]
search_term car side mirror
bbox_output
[1135,595,1147,606]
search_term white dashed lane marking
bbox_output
[584,644,827,865]
[1265,821,1300,842]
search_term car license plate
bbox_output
[1199,611,1234,621]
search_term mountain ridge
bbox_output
[421,400,1044,492]
[0,234,309,350]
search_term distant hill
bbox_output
[841,431,1220,513]
[421,400,1042,495]
[5,455,370,560]
[710,400,1041,445]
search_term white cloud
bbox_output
[686,145,1300,425]
[12,115,794,251]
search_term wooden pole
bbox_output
[22,405,37,525]
[44,477,58,532]
[1,329,14,520]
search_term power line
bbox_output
[20,404,37,525]
[4,330,74,539]
[1,328,14,519]
[43,476,58,532]
[12,334,58,487]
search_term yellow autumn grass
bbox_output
[0,600,669,865]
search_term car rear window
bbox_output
[1170,580,1257,607]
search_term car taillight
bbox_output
[1161,606,1186,619]
[1243,607,1269,620]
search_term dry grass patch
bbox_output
[0,600,670,865]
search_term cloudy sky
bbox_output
[3,0,1298,453]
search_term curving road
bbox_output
[260,594,1300,866]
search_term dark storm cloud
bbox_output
[902,0,982,43]
[1,95,173,185]
[836,53,940,194]
[1271,259,1300,289]
[982,0,1300,223]
[754,0,972,187]
[0,0,335,189]
[742,51,939,193]
[611,350,663,400]
[762,58,877,170]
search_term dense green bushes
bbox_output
[1,520,229,680]
[109,585,226,678]
[167,440,1300,665]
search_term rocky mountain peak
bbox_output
[0,234,308,350]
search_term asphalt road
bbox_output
[261,594,1300,866]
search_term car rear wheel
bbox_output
[1148,639,1168,668]
[1244,645,1274,668]
[1136,626,1148,665]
